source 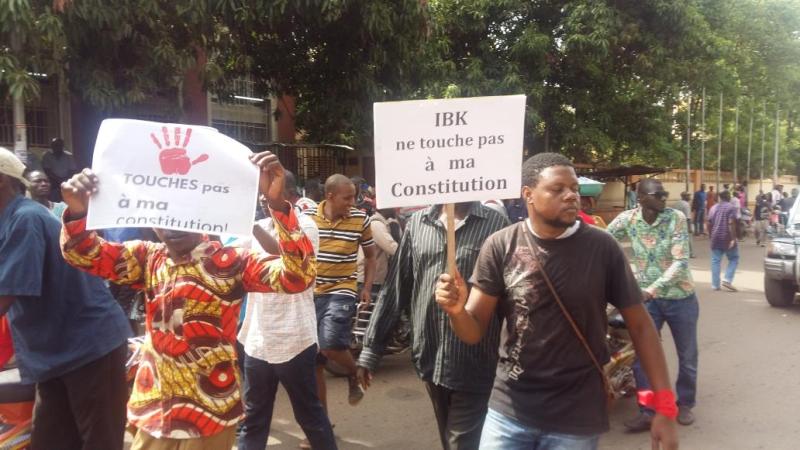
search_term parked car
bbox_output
[763,194,800,307]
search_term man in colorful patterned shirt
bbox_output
[607,179,699,431]
[60,152,316,450]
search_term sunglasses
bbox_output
[644,190,669,199]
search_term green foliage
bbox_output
[2,0,799,175]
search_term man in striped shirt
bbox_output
[306,174,377,415]
[358,202,509,450]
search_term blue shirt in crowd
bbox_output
[0,195,131,384]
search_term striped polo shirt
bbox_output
[307,201,375,297]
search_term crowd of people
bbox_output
[13,136,786,450]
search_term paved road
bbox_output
[127,235,799,449]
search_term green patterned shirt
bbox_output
[607,207,695,299]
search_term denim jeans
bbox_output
[710,246,740,289]
[693,209,705,235]
[237,344,337,450]
[479,409,599,450]
[633,294,699,411]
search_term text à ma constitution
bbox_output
[391,176,508,198]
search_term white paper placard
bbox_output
[86,118,259,237]
[373,95,526,209]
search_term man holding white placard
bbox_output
[358,201,508,450]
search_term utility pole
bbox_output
[701,87,706,184]
[716,92,723,192]
[774,107,780,185]
[746,103,753,185]
[686,93,692,193]
[733,102,739,184]
[760,102,766,192]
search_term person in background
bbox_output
[482,199,509,220]
[771,184,783,206]
[292,174,320,212]
[675,192,696,258]
[306,175,377,419]
[692,184,707,236]
[60,152,316,450]
[284,171,316,213]
[41,138,77,202]
[357,208,400,300]
[779,189,796,226]
[608,180,699,430]
[359,201,509,450]
[24,169,67,218]
[304,178,323,203]
[705,186,717,217]
[627,183,638,210]
[435,153,678,450]
[504,198,528,224]
[237,192,336,450]
[708,190,739,292]
[753,194,769,247]
[0,148,131,450]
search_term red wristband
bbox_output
[637,389,678,420]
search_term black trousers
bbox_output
[31,343,128,450]
[425,382,491,450]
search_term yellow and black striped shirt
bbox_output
[307,202,374,297]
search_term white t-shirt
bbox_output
[237,214,320,363]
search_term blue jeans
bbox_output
[633,294,699,411]
[238,344,337,450]
[693,209,705,235]
[711,246,739,289]
[479,409,599,450]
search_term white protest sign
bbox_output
[86,119,259,237]
[373,95,526,209]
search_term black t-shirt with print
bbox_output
[471,221,642,435]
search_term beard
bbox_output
[531,204,577,229]
[542,215,577,229]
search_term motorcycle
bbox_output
[605,306,637,399]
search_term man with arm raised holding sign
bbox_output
[59,151,316,450]
[435,153,678,450]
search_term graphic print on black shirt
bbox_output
[471,221,642,436]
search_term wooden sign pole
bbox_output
[445,203,457,277]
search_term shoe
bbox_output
[623,412,653,432]
[299,438,311,449]
[690,254,697,258]
[677,407,695,426]
[348,375,365,405]
[722,281,737,292]
[712,286,721,291]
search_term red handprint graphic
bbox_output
[150,126,209,175]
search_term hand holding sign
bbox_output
[62,168,100,219]
[249,151,289,213]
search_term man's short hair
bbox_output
[325,174,354,195]
[719,190,732,201]
[521,152,574,187]
[637,178,661,195]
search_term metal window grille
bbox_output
[0,105,54,147]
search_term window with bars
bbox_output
[0,106,54,147]
[211,119,270,147]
